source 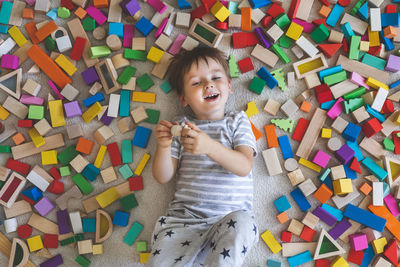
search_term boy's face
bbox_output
[179,58,232,120]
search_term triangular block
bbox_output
[28,64,40,74]
[349,157,362,173]
[383,239,398,265]
[384,156,400,188]
[177,0,192,9]
[314,229,345,260]
[357,2,368,20]
[318,44,343,58]
[250,120,262,141]
[0,68,22,100]
[35,248,52,258]
[388,90,400,102]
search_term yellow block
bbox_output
[147,46,164,63]
[297,57,324,75]
[286,22,303,40]
[94,145,107,168]
[332,256,349,267]
[28,128,45,148]
[41,150,58,165]
[368,27,380,47]
[55,54,77,76]
[139,253,151,263]
[210,1,230,22]
[260,230,282,254]
[321,128,332,138]
[299,158,322,172]
[245,101,258,118]
[92,244,103,255]
[96,187,120,208]
[332,179,353,195]
[48,100,65,127]
[27,235,44,252]
[372,237,387,254]
[134,153,150,176]
[8,26,28,47]
[396,113,400,124]
[359,41,369,52]
[366,77,389,90]
[132,92,156,103]
[82,102,102,123]
[0,104,10,120]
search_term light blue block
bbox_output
[357,2,368,20]
[326,4,344,27]
[361,157,388,181]
[318,65,343,81]
[273,196,291,213]
[361,53,387,70]
[365,104,385,122]
[320,100,335,110]
[0,1,13,25]
[267,259,281,267]
[46,8,58,21]
[319,168,331,182]
[82,218,96,232]
[321,203,343,221]
[228,1,238,14]
[109,22,124,37]
[288,251,312,267]
[121,140,133,164]
[123,221,144,245]
[341,22,354,39]
[0,25,8,34]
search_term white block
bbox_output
[0,37,16,56]
[370,8,382,32]
[69,211,83,234]
[107,94,120,118]
[372,182,384,206]
[371,87,388,112]
[251,8,265,24]
[26,169,50,192]
[296,36,319,58]
[56,35,72,53]
[4,218,18,233]
[61,84,79,101]
[288,72,295,87]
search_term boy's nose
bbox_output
[205,81,214,89]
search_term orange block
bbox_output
[27,45,72,89]
[300,101,312,113]
[277,211,289,224]
[74,7,87,19]
[313,184,333,203]
[35,20,58,42]
[22,8,34,20]
[25,22,40,44]
[264,124,279,148]
[250,120,262,141]
[359,182,372,195]
[93,0,109,8]
[384,26,397,39]
[319,5,331,18]
[241,7,251,31]
[12,133,25,145]
[76,137,94,155]
[368,205,400,241]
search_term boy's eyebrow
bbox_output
[186,68,224,80]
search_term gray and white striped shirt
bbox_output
[169,111,257,218]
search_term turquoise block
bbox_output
[119,90,130,117]
[321,203,343,221]
[288,251,312,267]
[119,164,133,179]
[121,140,133,164]
[361,54,386,70]
[361,157,388,181]
[123,221,143,245]
[0,1,13,25]
[82,218,96,232]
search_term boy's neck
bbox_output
[193,110,225,120]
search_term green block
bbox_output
[44,36,56,51]
[72,174,94,195]
[121,139,133,164]
[0,180,4,190]
[271,118,294,132]
[160,81,172,94]
[120,193,138,211]
[82,17,95,31]
[323,70,347,86]
[383,138,395,152]
[228,54,240,78]
[60,236,76,246]
[274,13,290,29]
[145,109,160,124]
[270,68,286,92]
[136,241,147,252]
[119,164,133,179]
[350,0,366,15]
[58,145,79,165]
[89,46,111,59]
[75,255,91,267]
[57,7,70,18]
[193,24,216,43]
[123,221,143,246]
[249,76,266,95]
[271,44,290,64]
[397,133,400,138]
[361,53,386,70]
[343,87,366,100]
[344,98,364,114]
[0,145,11,153]
[76,233,84,241]
[137,73,154,91]
[117,66,137,85]
[279,35,292,49]
[310,24,329,43]
[28,105,44,120]
[59,166,71,176]
[349,35,361,60]
[124,49,147,61]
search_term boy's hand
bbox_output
[155,120,177,148]
[181,122,214,155]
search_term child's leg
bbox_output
[203,210,259,267]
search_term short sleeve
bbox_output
[232,111,258,157]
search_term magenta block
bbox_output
[384,194,400,216]
[20,95,44,105]
[154,17,168,38]
[349,233,368,251]
[86,6,107,25]
[168,33,186,55]
[292,18,314,33]
[312,150,331,168]
[147,0,166,13]
[26,0,36,6]
[48,80,64,100]
[327,97,344,120]
[34,197,55,216]
[385,54,400,72]
[123,24,134,48]
[1,54,19,69]
[64,101,82,118]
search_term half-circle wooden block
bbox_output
[96,209,113,243]
[9,238,29,267]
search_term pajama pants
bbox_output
[146,209,258,267]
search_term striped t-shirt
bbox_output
[169,111,257,218]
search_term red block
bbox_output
[299,226,316,242]
[318,43,342,58]
[49,167,61,180]
[6,158,30,175]
[129,176,144,191]
[190,4,208,20]
[368,45,381,56]
[232,32,248,49]
[342,38,348,53]
[70,37,87,61]
[288,0,301,19]
[22,195,35,205]
[312,18,327,27]
[17,224,33,239]
[362,118,382,138]
[348,248,364,265]
[393,131,400,154]
[201,0,217,8]
[247,32,259,46]
[262,16,273,28]
[107,142,123,166]
[315,84,332,104]
[349,157,361,173]
[267,3,285,18]
[386,5,397,13]
[318,0,329,6]
[18,120,33,128]
[381,99,394,114]
[237,57,254,73]
[315,259,330,267]
[292,118,310,142]
[384,239,398,265]
[281,231,292,242]
[47,180,64,194]
[44,233,58,248]
[338,0,351,7]
[61,0,75,10]
[215,21,228,30]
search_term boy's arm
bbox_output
[152,146,178,184]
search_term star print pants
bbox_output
[146,209,258,267]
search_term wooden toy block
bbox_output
[0,172,26,208]
[93,125,114,145]
[155,33,172,51]
[263,99,280,116]
[372,181,384,206]
[12,133,25,145]
[101,166,117,184]
[117,117,132,134]
[301,212,319,230]
[293,53,328,79]
[189,18,223,47]
[96,209,113,243]
[287,168,305,186]
[287,219,304,236]
[55,185,83,210]
[68,211,83,234]
[27,235,43,252]
[277,211,289,224]
[4,199,32,219]
[152,51,173,79]
[77,240,93,255]
[359,137,386,160]
[4,217,18,233]
[261,230,282,254]
[70,154,89,173]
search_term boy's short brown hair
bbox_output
[167,47,230,96]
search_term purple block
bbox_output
[40,254,63,267]
[20,95,44,105]
[123,24,134,48]
[86,6,107,25]
[121,0,141,16]
[313,206,337,226]
[328,219,351,240]
[100,109,113,125]
[1,54,19,69]
[34,197,54,216]
[81,67,99,85]
[292,18,314,34]
[385,54,400,72]
[64,101,82,118]
[255,27,271,48]
[335,144,355,164]
[56,210,71,234]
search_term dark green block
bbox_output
[82,17,95,31]
[249,76,266,95]
[193,24,216,43]
[120,194,138,211]
[137,73,154,91]
[124,49,147,61]
[45,36,56,51]
[343,87,366,100]
[117,66,137,85]
[58,145,79,165]
[160,81,172,94]
[75,255,91,267]
[72,174,94,195]
[60,236,76,246]
[279,35,292,49]
[275,13,290,29]
[310,24,330,43]
[0,145,11,153]
[76,233,84,241]
[0,180,4,190]
[145,109,160,124]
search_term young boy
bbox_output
[148,47,258,267]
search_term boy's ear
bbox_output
[179,94,188,107]
[228,80,232,94]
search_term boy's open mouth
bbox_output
[204,93,220,101]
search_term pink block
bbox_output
[123,24,134,48]
[327,97,344,119]
[361,33,368,41]
[168,33,186,55]
[26,0,36,6]
[34,197,54,216]
[292,18,314,34]
[48,80,64,100]
[20,94,44,105]
[221,0,229,7]
[384,194,400,216]
[155,17,168,38]
[350,72,370,89]
[1,54,19,69]
[147,0,166,13]
[86,6,107,25]
[312,150,331,168]
[349,233,368,251]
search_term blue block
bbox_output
[326,4,344,27]
[82,218,96,232]
[288,251,312,267]
[344,163,357,180]
[321,204,343,221]
[267,259,281,267]
[318,65,342,81]
[381,13,400,27]
[113,210,130,227]
[290,188,311,212]
[83,93,104,107]
[278,135,293,160]
[320,100,335,110]
[344,204,386,232]
[257,66,278,89]
[390,79,400,89]
[361,157,388,181]
[360,245,374,267]
[248,0,271,8]
[341,23,354,39]
[365,104,385,122]
[82,164,100,181]
[0,1,13,25]
[319,168,331,182]
[132,126,151,148]
[346,141,364,161]
[46,8,58,21]
[342,122,361,142]
[0,25,8,34]
[357,2,368,20]
[177,0,192,9]
[109,22,124,37]
[119,90,130,117]
[135,16,154,36]
[379,31,395,51]
[323,175,333,191]
[22,186,43,202]
[273,196,291,213]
